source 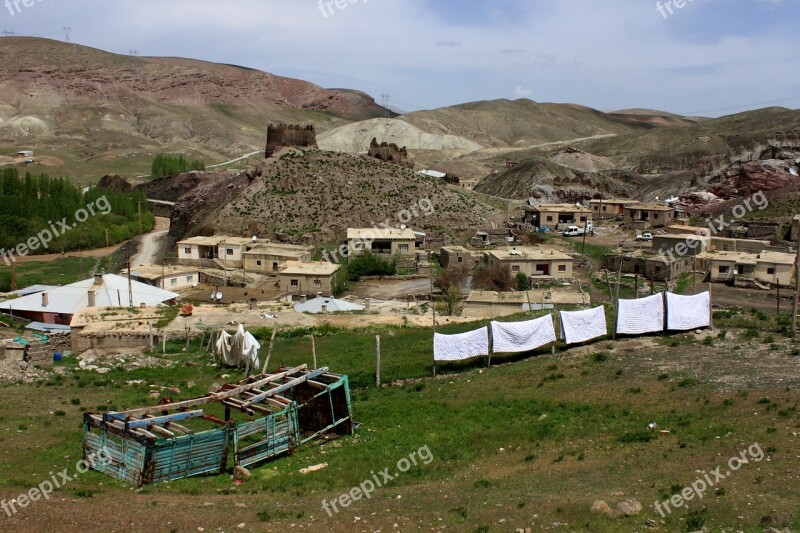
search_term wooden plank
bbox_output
[105,365,309,419]
[241,368,328,408]
[116,410,204,429]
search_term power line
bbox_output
[380,92,391,118]
[129,49,138,70]
[2,30,16,37]
[62,26,71,42]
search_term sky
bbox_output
[2,0,799,117]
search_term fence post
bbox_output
[312,336,317,370]
[375,335,381,387]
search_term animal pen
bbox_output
[83,364,353,485]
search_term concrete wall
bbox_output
[71,329,155,354]
[485,256,573,280]
[279,273,335,295]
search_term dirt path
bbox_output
[131,217,170,267]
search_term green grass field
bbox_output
[0,309,798,531]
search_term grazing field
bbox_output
[0,310,798,532]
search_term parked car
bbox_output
[636,232,653,241]
[562,222,593,237]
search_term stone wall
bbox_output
[265,124,318,158]
[367,138,413,169]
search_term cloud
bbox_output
[513,85,533,98]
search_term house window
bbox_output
[290,279,299,287]
[314,279,322,289]
[186,276,193,283]
[558,264,567,273]
[767,267,776,275]
[399,244,409,253]
[226,248,234,256]
[457,256,463,263]
[257,260,262,266]
[579,216,586,222]
[654,213,660,219]
[654,266,662,273]
[546,216,553,222]
[170,278,177,286]
[722,245,730,251]
[511,265,520,273]
[184,247,191,254]
[719,266,729,274]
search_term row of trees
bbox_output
[0,168,154,254]
[151,154,205,179]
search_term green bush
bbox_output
[151,154,205,178]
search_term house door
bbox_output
[537,264,550,276]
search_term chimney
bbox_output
[41,292,48,307]
[94,273,103,285]
[87,290,96,307]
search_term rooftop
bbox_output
[294,297,365,314]
[698,251,796,265]
[280,261,341,276]
[525,204,591,212]
[488,246,573,262]
[178,236,254,246]
[347,228,417,240]
[465,290,590,306]
[0,274,179,316]
[626,203,675,211]
[129,264,199,281]
[589,198,637,204]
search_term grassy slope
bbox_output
[0,310,798,531]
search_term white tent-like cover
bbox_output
[215,324,261,370]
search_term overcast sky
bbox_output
[3,0,799,116]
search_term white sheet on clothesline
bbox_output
[434,327,490,362]
[666,291,711,331]
[491,315,556,354]
[559,306,608,345]
[616,293,664,335]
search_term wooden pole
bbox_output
[262,324,279,373]
[634,273,639,299]
[777,282,781,316]
[708,282,714,331]
[375,335,381,387]
[311,335,317,370]
[163,333,167,354]
[604,270,613,301]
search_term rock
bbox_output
[187,380,196,389]
[17,361,29,371]
[96,367,111,374]
[590,500,613,516]
[644,519,658,528]
[149,391,161,399]
[167,386,181,395]
[368,138,413,169]
[209,382,223,393]
[616,499,643,516]
[234,465,251,481]
[299,463,329,475]
[761,511,791,527]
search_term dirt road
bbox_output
[131,217,170,267]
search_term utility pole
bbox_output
[429,248,437,377]
[10,262,17,292]
[62,26,71,42]
[2,31,16,37]
[128,49,138,70]
[127,256,133,309]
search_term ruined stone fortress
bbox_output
[264,124,319,158]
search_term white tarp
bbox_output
[666,291,711,331]
[434,327,490,362]
[491,316,556,354]
[559,306,608,345]
[215,325,260,369]
[616,293,664,335]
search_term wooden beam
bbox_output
[241,368,328,408]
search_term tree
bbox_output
[473,263,514,291]
[435,264,469,293]
[438,286,463,316]
[516,272,531,291]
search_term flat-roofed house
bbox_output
[652,234,711,258]
[278,261,342,295]
[177,236,252,268]
[699,251,795,287]
[347,228,416,257]
[243,243,315,274]
[440,246,482,270]
[523,204,592,230]
[589,198,638,220]
[623,203,676,229]
[130,264,200,290]
[665,225,712,238]
[178,236,221,262]
[485,246,574,280]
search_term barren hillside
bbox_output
[0,37,391,181]
[159,149,503,246]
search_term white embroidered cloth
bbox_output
[559,306,608,345]
[491,315,556,354]
[616,293,664,335]
[666,291,711,331]
[434,327,490,362]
